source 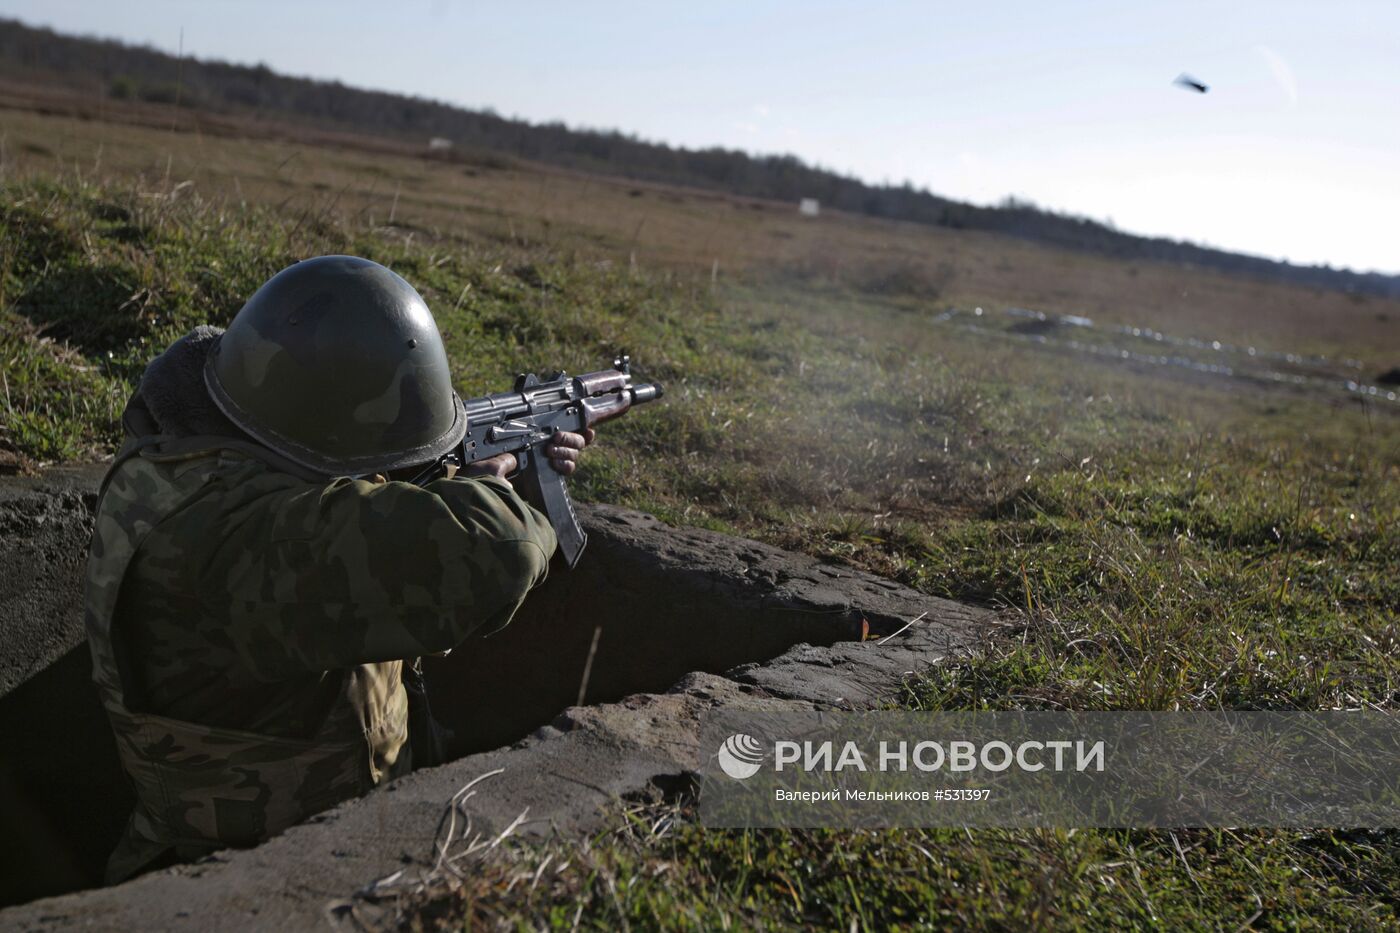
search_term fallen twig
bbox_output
[577,625,603,705]
[877,610,929,645]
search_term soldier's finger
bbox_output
[551,430,588,450]
[549,458,578,476]
[547,445,579,463]
[466,453,517,478]
[583,428,596,445]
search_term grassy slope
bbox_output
[2,112,1398,929]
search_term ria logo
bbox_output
[716,733,765,780]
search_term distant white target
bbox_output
[716,733,765,780]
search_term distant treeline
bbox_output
[3,18,1395,296]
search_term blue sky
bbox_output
[4,1,1397,273]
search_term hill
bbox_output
[2,15,1397,297]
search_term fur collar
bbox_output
[123,326,245,440]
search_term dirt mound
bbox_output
[0,465,104,697]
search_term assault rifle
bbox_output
[410,356,663,568]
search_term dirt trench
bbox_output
[0,466,985,915]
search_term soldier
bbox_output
[85,255,592,882]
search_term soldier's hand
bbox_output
[461,429,592,482]
[545,428,595,476]
[464,453,518,480]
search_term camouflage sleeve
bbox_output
[215,474,557,677]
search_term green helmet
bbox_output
[204,255,467,476]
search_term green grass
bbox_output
[395,821,1400,930]
[3,173,1399,929]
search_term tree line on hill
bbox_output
[2,17,1395,297]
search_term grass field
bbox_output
[2,104,1399,929]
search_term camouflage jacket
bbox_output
[87,435,556,881]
